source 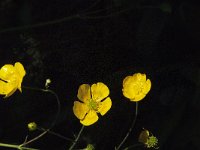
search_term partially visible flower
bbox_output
[122,73,151,102]
[73,82,112,126]
[0,62,26,98]
[138,129,159,149]
[28,122,37,131]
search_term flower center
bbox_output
[88,99,99,111]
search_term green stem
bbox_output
[69,125,85,150]
[115,102,138,150]
[0,142,39,150]
[22,86,61,129]
[20,130,48,147]
[37,127,74,142]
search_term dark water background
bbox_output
[0,0,200,150]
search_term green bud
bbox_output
[86,144,95,150]
[28,122,37,131]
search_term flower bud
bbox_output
[28,122,37,131]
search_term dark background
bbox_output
[0,0,200,150]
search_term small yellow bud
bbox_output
[28,122,37,131]
[45,78,51,89]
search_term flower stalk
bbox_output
[69,125,85,150]
[115,102,138,150]
[0,142,39,150]
[20,86,61,147]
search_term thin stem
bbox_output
[0,4,133,33]
[22,86,61,130]
[37,127,74,142]
[115,102,138,150]
[20,131,48,147]
[0,142,39,150]
[20,86,61,147]
[78,5,133,20]
[0,14,79,33]
[69,125,85,150]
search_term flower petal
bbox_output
[143,79,151,94]
[131,93,146,101]
[137,73,146,83]
[0,64,15,81]
[4,86,18,98]
[91,82,109,102]
[132,78,151,101]
[80,110,98,126]
[0,80,17,98]
[73,101,89,120]
[77,84,91,103]
[98,97,112,116]
[0,80,8,94]
[14,62,26,78]
[14,62,26,79]
[14,62,26,92]
[122,76,137,99]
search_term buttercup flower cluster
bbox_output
[0,61,156,150]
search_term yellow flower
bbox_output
[0,62,26,98]
[122,73,151,101]
[73,82,112,126]
[138,129,159,149]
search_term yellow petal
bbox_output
[80,110,98,126]
[131,93,146,101]
[137,73,146,83]
[122,76,137,99]
[4,86,18,98]
[0,64,15,81]
[143,79,151,94]
[18,83,22,92]
[91,82,109,102]
[131,79,151,101]
[98,97,112,116]
[73,101,89,120]
[14,62,26,79]
[0,80,8,94]
[77,84,91,103]
[0,80,17,98]
[122,87,136,99]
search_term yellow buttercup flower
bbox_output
[73,82,112,126]
[122,73,151,101]
[0,62,26,98]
